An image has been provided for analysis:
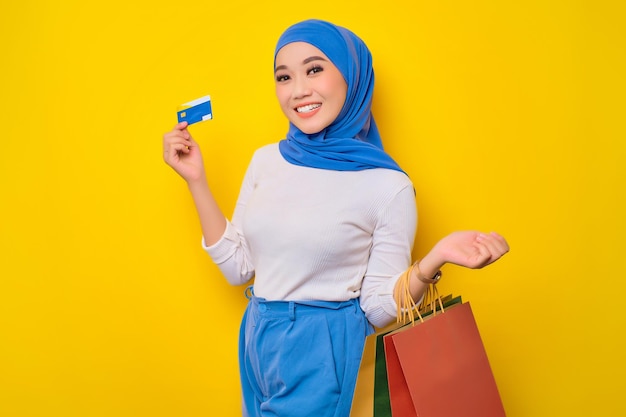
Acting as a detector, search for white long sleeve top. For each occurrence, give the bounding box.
[203,143,417,327]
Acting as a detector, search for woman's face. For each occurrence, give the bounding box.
[275,42,347,135]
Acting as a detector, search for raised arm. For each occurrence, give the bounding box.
[162,122,227,245]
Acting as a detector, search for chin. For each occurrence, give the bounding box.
[292,119,328,135]
[300,127,323,135]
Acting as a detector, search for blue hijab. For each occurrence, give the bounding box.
[275,19,404,173]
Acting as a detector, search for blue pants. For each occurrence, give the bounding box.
[239,293,373,417]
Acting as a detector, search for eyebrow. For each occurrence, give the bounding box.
[274,55,329,73]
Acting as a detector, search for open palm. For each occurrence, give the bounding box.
[433,231,509,269]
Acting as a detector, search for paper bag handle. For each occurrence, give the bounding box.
[395,263,445,325]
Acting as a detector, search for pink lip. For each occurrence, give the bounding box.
[296,108,320,119]
[294,103,321,119]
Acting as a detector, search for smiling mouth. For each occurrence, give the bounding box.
[296,104,321,113]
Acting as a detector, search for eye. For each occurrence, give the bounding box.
[275,74,290,82]
[307,65,324,75]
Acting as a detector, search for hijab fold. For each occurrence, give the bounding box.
[275,19,404,174]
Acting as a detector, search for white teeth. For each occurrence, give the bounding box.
[296,104,321,113]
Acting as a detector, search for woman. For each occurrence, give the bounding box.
[163,19,508,417]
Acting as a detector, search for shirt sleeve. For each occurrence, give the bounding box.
[358,184,417,328]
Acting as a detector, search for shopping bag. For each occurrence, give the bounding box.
[384,301,506,417]
[350,321,397,417]
[350,294,461,417]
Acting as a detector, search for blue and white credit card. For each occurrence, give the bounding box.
[177,95,212,125]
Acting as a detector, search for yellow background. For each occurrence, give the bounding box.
[1,1,624,416]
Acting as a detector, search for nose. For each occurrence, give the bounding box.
[292,75,312,99]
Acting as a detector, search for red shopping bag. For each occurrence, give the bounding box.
[383,302,506,417]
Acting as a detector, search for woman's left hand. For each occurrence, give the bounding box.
[432,231,510,270]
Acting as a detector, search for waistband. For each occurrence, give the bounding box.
[245,286,360,321]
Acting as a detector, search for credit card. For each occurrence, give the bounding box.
[177,95,212,125]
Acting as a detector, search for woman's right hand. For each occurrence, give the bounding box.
[163,122,206,182]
